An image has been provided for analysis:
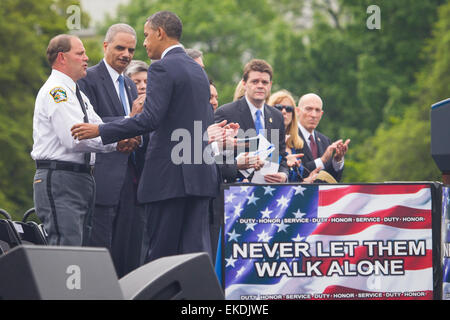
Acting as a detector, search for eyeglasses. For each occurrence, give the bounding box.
[274,104,294,113]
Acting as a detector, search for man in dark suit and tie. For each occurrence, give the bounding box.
[77,23,147,277]
[214,59,289,183]
[72,11,220,262]
[296,93,350,182]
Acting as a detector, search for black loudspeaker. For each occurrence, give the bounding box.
[0,245,123,300]
[119,252,224,300]
[431,98,450,171]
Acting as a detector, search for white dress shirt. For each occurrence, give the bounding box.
[31,69,117,165]
[298,122,344,171]
[103,59,131,115]
[161,44,184,59]
[245,95,265,130]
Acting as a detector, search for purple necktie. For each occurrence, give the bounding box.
[309,135,318,159]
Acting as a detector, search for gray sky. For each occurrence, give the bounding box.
[80,0,130,26]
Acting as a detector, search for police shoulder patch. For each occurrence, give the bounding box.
[49,87,68,103]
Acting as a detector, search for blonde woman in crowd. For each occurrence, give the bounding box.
[268,90,319,182]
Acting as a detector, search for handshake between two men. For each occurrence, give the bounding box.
[71,117,349,184]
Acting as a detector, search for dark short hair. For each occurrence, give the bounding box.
[242,59,273,82]
[47,34,75,66]
[147,11,182,40]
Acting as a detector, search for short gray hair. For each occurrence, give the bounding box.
[125,60,149,77]
[104,23,136,43]
[185,48,203,60]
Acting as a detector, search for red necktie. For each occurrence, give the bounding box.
[309,135,318,159]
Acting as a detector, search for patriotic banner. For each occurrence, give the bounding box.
[442,186,450,300]
[222,184,433,300]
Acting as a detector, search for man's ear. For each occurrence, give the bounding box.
[156,27,165,40]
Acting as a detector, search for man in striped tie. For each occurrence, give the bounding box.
[214,59,289,183]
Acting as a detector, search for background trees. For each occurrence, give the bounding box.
[1,0,449,219]
[0,0,89,219]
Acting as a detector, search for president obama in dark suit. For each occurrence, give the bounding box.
[214,59,289,183]
[72,11,219,262]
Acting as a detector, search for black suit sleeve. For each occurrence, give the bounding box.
[100,62,170,143]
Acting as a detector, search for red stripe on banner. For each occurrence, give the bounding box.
[306,246,433,272]
[311,206,431,236]
[316,286,433,300]
[318,185,429,207]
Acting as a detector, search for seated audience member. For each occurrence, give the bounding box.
[268,90,319,183]
[296,93,350,182]
[125,60,149,96]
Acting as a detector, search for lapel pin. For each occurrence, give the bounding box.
[318,137,321,142]
[269,117,273,123]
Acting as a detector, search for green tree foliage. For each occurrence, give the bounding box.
[347,1,450,182]
[0,0,88,219]
[104,0,291,104]
[1,0,449,219]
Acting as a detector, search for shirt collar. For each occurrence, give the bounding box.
[245,94,265,119]
[298,122,315,141]
[51,69,77,93]
[161,44,184,59]
[103,58,123,83]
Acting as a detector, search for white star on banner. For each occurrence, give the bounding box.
[225,255,237,268]
[276,195,289,209]
[292,209,306,218]
[260,207,272,219]
[275,220,289,233]
[225,193,235,203]
[263,186,275,195]
[240,186,250,193]
[245,222,257,231]
[233,203,243,218]
[293,185,307,196]
[257,229,272,242]
[291,233,305,242]
[227,229,241,242]
[246,193,260,205]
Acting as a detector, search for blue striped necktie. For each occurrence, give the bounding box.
[254,109,263,135]
[118,75,129,116]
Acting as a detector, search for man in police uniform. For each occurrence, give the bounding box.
[31,34,135,246]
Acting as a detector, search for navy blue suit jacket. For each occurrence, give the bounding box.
[297,128,343,182]
[214,97,289,182]
[78,60,143,205]
[99,47,219,203]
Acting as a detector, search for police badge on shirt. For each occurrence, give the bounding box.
[49,87,68,103]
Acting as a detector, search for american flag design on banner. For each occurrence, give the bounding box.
[442,186,450,300]
[223,184,433,300]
